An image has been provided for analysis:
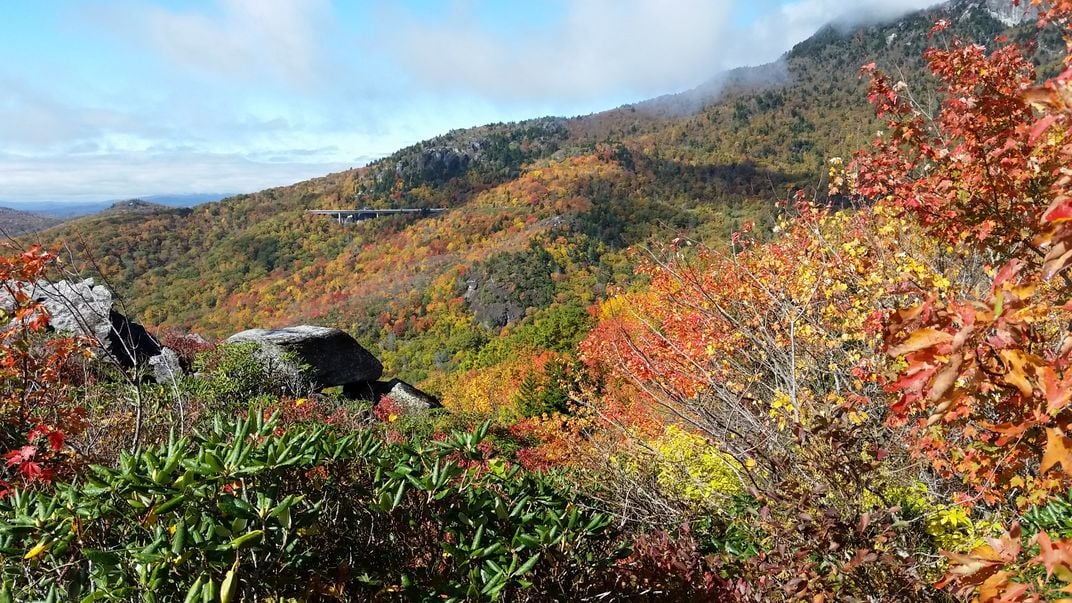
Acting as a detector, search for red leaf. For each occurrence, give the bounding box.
[1029,114,1059,144]
[993,260,1025,290]
[1043,196,1072,224]
[1043,368,1072,413]
[4,446,36,468]
[46,431,64,452]
[1034,532,1072,578]
[17,461,43,481]
[929,19,951,36]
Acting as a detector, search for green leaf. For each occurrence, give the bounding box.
[156,495,186,515]
[220,561,238,603]
[200,578,217,603]
[183,576,203,603]
[78,591,109,603]
[229,529,264,549]
[516,552,540,576]
[83,549,122,567]
[171,521,187,556]
[471,523,485,551]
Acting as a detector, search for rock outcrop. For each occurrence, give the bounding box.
[28,279,165,371]
[381,379,441,411]
[225,325,383,388]
[976,0,1039,26]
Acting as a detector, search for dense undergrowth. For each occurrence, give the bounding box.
[7,0,1072,601]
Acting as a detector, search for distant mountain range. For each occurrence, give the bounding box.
[0,194,232,237]
[2,193,233,219]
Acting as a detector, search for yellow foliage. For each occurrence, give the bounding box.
[439,349,564,419]
[593,293,632,321]
[869,483,1001,554]
[24,540,50,560]
[646,425,743,508]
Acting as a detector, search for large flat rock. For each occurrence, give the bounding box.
[225,325,383,387]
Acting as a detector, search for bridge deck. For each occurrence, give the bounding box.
[308,208,449,223]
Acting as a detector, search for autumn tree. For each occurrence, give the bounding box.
[848,1,1072,598]
[578,196,964,598]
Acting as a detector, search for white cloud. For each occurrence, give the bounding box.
[747,0,938,48]
[384,0,737,102]
[382,0,939,103]
[94,0,332,88]
[0,78,133,149]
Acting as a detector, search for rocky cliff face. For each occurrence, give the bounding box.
[954,0,1040,25]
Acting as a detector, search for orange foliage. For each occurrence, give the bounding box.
[851,3,1072,597]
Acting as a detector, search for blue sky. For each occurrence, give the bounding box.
[0,0,934,203]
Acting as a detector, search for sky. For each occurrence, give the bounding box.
[0,0,936,203]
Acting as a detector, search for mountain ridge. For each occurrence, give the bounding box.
[0,207,63,236]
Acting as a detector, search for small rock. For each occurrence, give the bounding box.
[383,379,441,412]
[149,348,183,384]
[343,379,440,412]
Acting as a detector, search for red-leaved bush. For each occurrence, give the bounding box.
[0,245,92,494]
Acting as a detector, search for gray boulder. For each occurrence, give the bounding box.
[26,279,162,369]
[343,378,441,412]
[225,326,383,388]
[33,279,113,342]
[0,278,179,382]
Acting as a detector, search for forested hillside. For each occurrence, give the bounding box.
[0,208,61,236]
